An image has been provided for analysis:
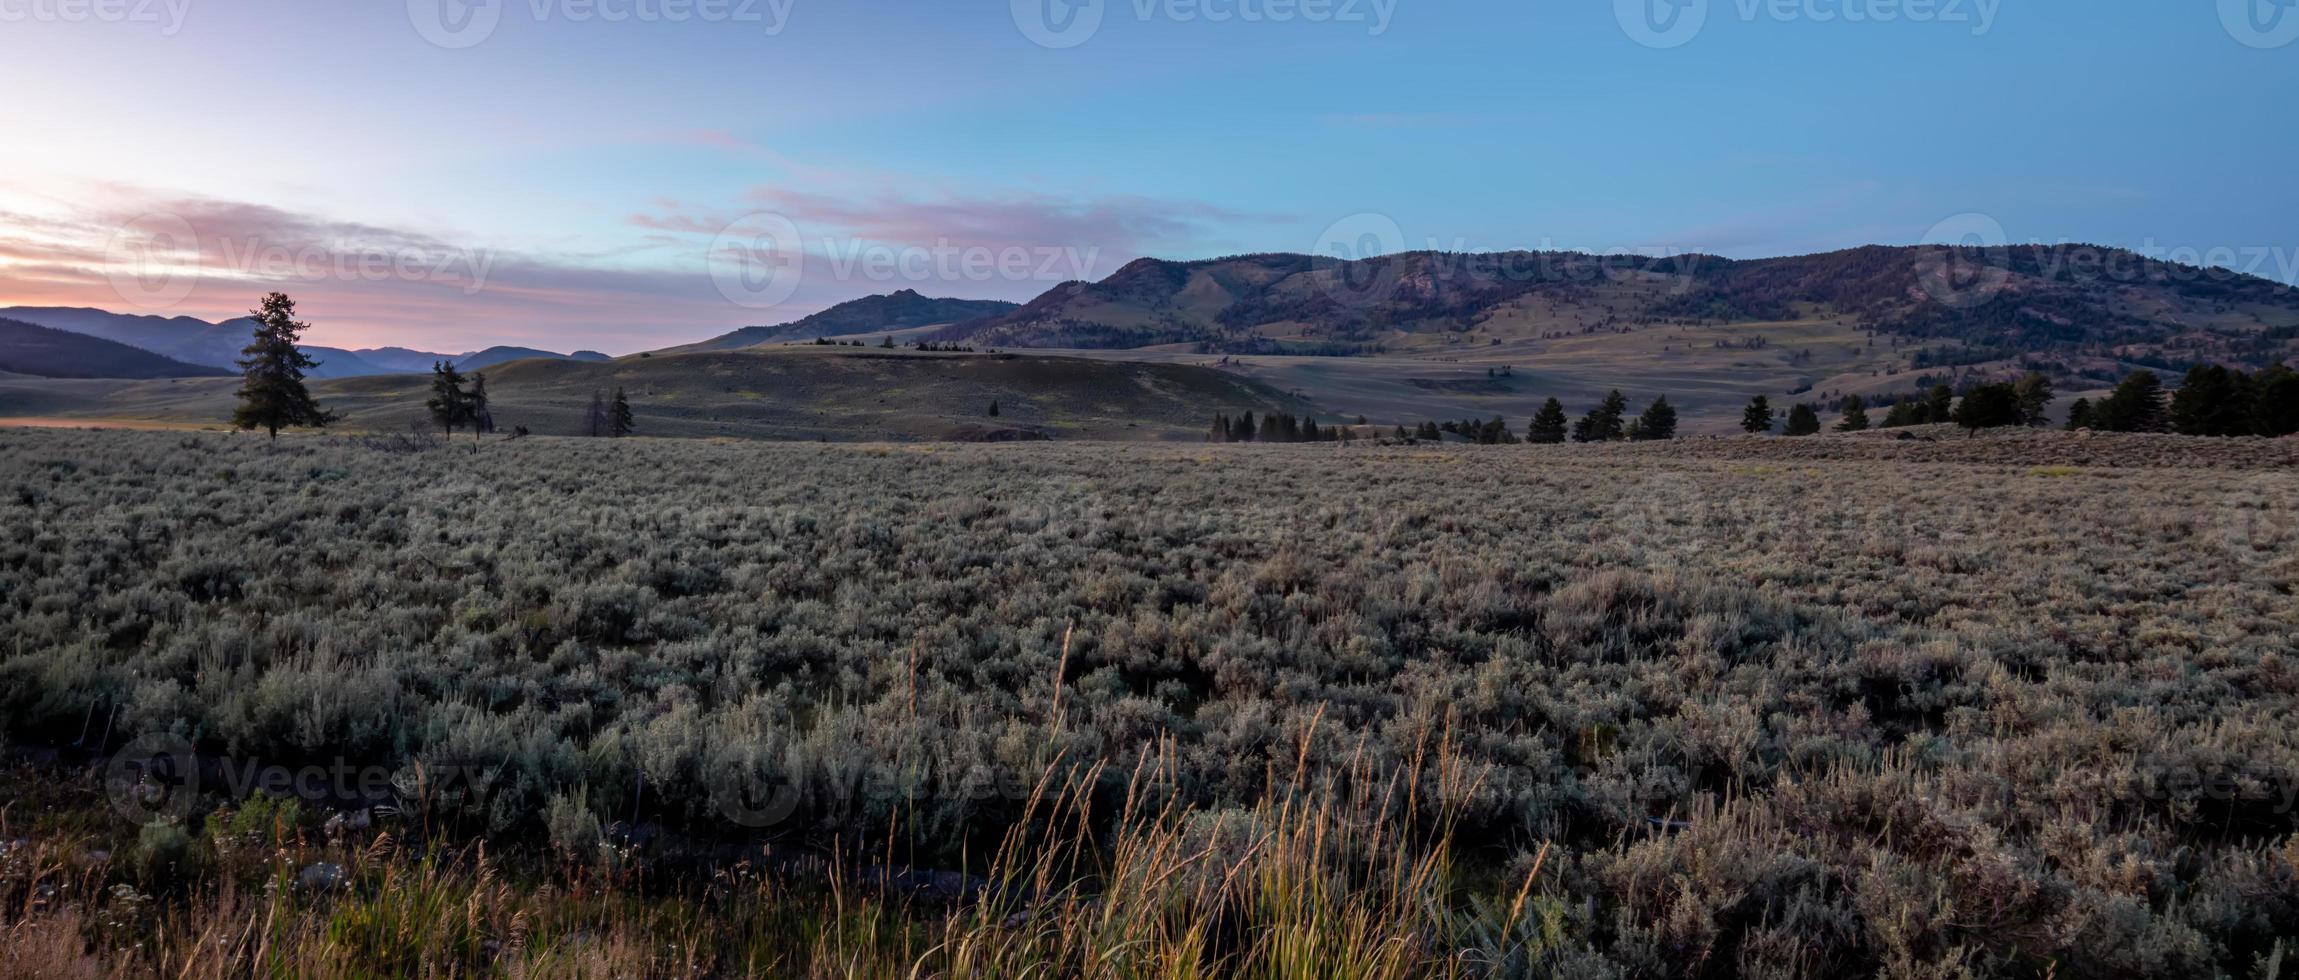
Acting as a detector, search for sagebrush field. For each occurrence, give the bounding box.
[3,427,2296,977]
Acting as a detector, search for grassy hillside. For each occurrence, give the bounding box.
[0,318,232,379]
[0,345,1302,441]
[942,247,2299,365]
[923,245,2299,432]
[658,290,1020,354]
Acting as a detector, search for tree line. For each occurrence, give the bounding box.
[229,291,636,442]
[1209,391,1679,446]
[1736,362,2299,439]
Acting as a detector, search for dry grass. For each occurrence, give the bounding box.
[1,428,2295,977]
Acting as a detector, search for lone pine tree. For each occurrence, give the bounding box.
[1784,403,1822,437]
[1526,398,1569,444]
[426,361,475,439]
[1836,395,1870,432]
[1633,396,1677,441]
[1741,396,1775,434]
[231,292,336,440]
[611,388,636,437]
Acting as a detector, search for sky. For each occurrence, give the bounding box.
[0,0,2293,353]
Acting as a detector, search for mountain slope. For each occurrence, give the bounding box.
[660,290,1019,353]
[0,307,613,379]
[0,319,233,379]
[934,245,2299,373]
[457,347,614,372]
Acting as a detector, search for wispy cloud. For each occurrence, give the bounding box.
[0,177,1292,352]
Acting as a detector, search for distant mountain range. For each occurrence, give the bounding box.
[658,289,1019,354]
[0,318,234,380]
[925,245,2299,372]
[0,307,611,380]
[11,244,2297,409]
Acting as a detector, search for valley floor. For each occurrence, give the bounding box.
[1,429,2295,977]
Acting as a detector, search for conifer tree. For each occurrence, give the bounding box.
[1784,402,1822,436]
[2064,397,2094,431]
[1573,390,1628,442]
[1741,395,1775,434]
[2013,372,2055,427]
[2251,363,2299,436]
[470,372,494,439]
[2093,370,2169,432]
[2169,364,2250,437]
[1526,398,1569,444]
[426,361,473,439]
[1210,413,1230,443]
[1924,384,1957,425]
[1836,394,1869,432]
[231,292,336,440]
[1880,399,1915,428]
[610,388,636,437]
[1951,382,2022,435]
[1634,396,1677,441]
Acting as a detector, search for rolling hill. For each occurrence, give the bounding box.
[0,319,232,379]
[658,290,1019,354]
[934,246,2299,371]
[0,307,613,379]
[902,244,2299,432]
[0,345,1301,442]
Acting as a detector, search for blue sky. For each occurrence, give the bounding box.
[0,0,2291,352]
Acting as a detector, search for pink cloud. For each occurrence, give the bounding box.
[2,179,1294,353]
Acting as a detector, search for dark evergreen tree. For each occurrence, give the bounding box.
[1236,412,1258,442]
[2013,372,2055,428]
[1783,403,1822,436]
[425,361,473,439]
[1836,394,1869,432]
[1951,382,2022,434]
[1573,390,1627,442]
[470,372,494,438]
[610,388,636,437]
[2064,397,2094,431]
[1924,384,1957,425]
[2093,370,2169,433]
[1741,395,1775,434]
[988,400,1000,418]
[1526,398,1569,444]
[230,292,336,440]
[1880,399,1916,428]
[2169,364,2250,437]
[2251,362,2299,436]
[1210,413,1230,443]
[1633,396,1677,441]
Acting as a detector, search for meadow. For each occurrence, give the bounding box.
[1,427,2296,977]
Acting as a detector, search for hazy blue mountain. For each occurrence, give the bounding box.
[0,318,233,379]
